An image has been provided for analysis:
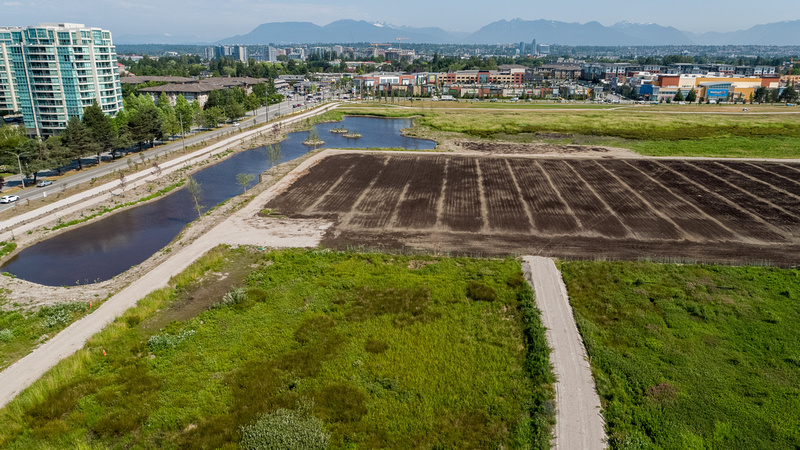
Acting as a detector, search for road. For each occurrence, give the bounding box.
[0,99,309,213]
[522,256,607,449]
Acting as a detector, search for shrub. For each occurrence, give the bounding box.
[467,281,497,302]
[364,339,389,354]
[214,287,248,308]
[39,303,88,329]
[147,329,196,351]
[0,328,13,342]
[240,401,329,450]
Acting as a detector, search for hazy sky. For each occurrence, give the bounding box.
[3,0,798,41]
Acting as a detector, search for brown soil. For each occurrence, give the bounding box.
[139,248,263,332]
[452,140,616,155]
[266,152,800,267]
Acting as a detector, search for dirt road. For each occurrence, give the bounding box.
[522,255,606,449]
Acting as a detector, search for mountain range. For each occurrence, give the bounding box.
[116,18,800,46]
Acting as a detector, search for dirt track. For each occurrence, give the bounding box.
[523,256,606,449]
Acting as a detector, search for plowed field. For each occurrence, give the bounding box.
[266,153,800,265]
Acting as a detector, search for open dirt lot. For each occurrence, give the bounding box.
[266,152,800,266]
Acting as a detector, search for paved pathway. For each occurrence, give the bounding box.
[522,255,606,449]
[0,111,338,409]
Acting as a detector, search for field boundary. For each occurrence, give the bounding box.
[522,255,606,449]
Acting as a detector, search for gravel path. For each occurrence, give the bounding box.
[522,255,606,449]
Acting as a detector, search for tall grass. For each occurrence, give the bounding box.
[561,261,800,449]
[0,248,555,449]
[339,107,800,158]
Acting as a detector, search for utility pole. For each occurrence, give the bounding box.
[5,150,28,189]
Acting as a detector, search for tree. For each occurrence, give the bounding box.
[753,86,769,103]
[245,93,261,115]
[174,95,193,135]
[673,90,685,102]
[43,135,73,175]
[82,100,116,164]
[0,124,29,154]
[157,93,180,139]
[128,96,162,151]
[685,89,697,103]
[266,143,282,171]
[186,176,203,219]
[61,116,93,170]
[779,85,798,103]
[18,138,50,184]
[191,100,203,128]
[236,173,255,194]
[203,107,224,128]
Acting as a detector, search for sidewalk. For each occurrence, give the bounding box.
[0,103,339,243]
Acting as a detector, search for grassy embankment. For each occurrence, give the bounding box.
[0,247,555,449]
[561,261,800,449]
[336,105,800,159]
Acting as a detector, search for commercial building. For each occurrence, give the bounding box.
[204,45,248,62]
[0,23,124,136]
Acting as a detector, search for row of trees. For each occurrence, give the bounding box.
[1,80,281,184]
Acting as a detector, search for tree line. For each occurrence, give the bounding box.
[0,82,279,185]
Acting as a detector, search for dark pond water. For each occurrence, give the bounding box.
[2,117,435,286]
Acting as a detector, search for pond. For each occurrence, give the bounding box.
[1,117,435,286]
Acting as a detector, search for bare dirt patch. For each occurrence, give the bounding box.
[266,152,800,266]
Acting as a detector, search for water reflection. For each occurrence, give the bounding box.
[2,117,435,286]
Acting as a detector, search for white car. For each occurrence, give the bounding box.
[0,195,20,203]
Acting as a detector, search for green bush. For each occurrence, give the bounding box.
[38,303,88,329]
[214,287,249,308]
[467,281,497,302]
[240,402,329,450]
[147,329,196,351]
[0,329,12,342]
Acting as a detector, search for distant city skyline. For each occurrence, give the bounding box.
[3,0,799,42]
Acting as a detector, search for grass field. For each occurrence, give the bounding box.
[0,290,100,371]
[0,247,555,449]
[560,261,800,449]
[334,105,800,159]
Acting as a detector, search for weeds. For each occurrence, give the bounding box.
[562,261,800,449]
[0,249,554,449]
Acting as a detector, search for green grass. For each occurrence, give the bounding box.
[0,248,554,449]
[338,107,800,158]
[0,241,15,258]
[0,300,98,371]
[560,261,800,449]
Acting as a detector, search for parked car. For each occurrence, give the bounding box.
[0,195,20,203]
[232,121,240,126]
[36,180,52,187]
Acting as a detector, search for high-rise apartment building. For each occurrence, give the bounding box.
[0,23,124,137]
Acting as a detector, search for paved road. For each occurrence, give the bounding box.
[0,100,308,213]
[522,256,607,449]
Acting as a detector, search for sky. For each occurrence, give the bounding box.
[2,0,799,41]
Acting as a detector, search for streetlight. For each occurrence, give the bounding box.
[4,150,29,189]
[178,112,186,153]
